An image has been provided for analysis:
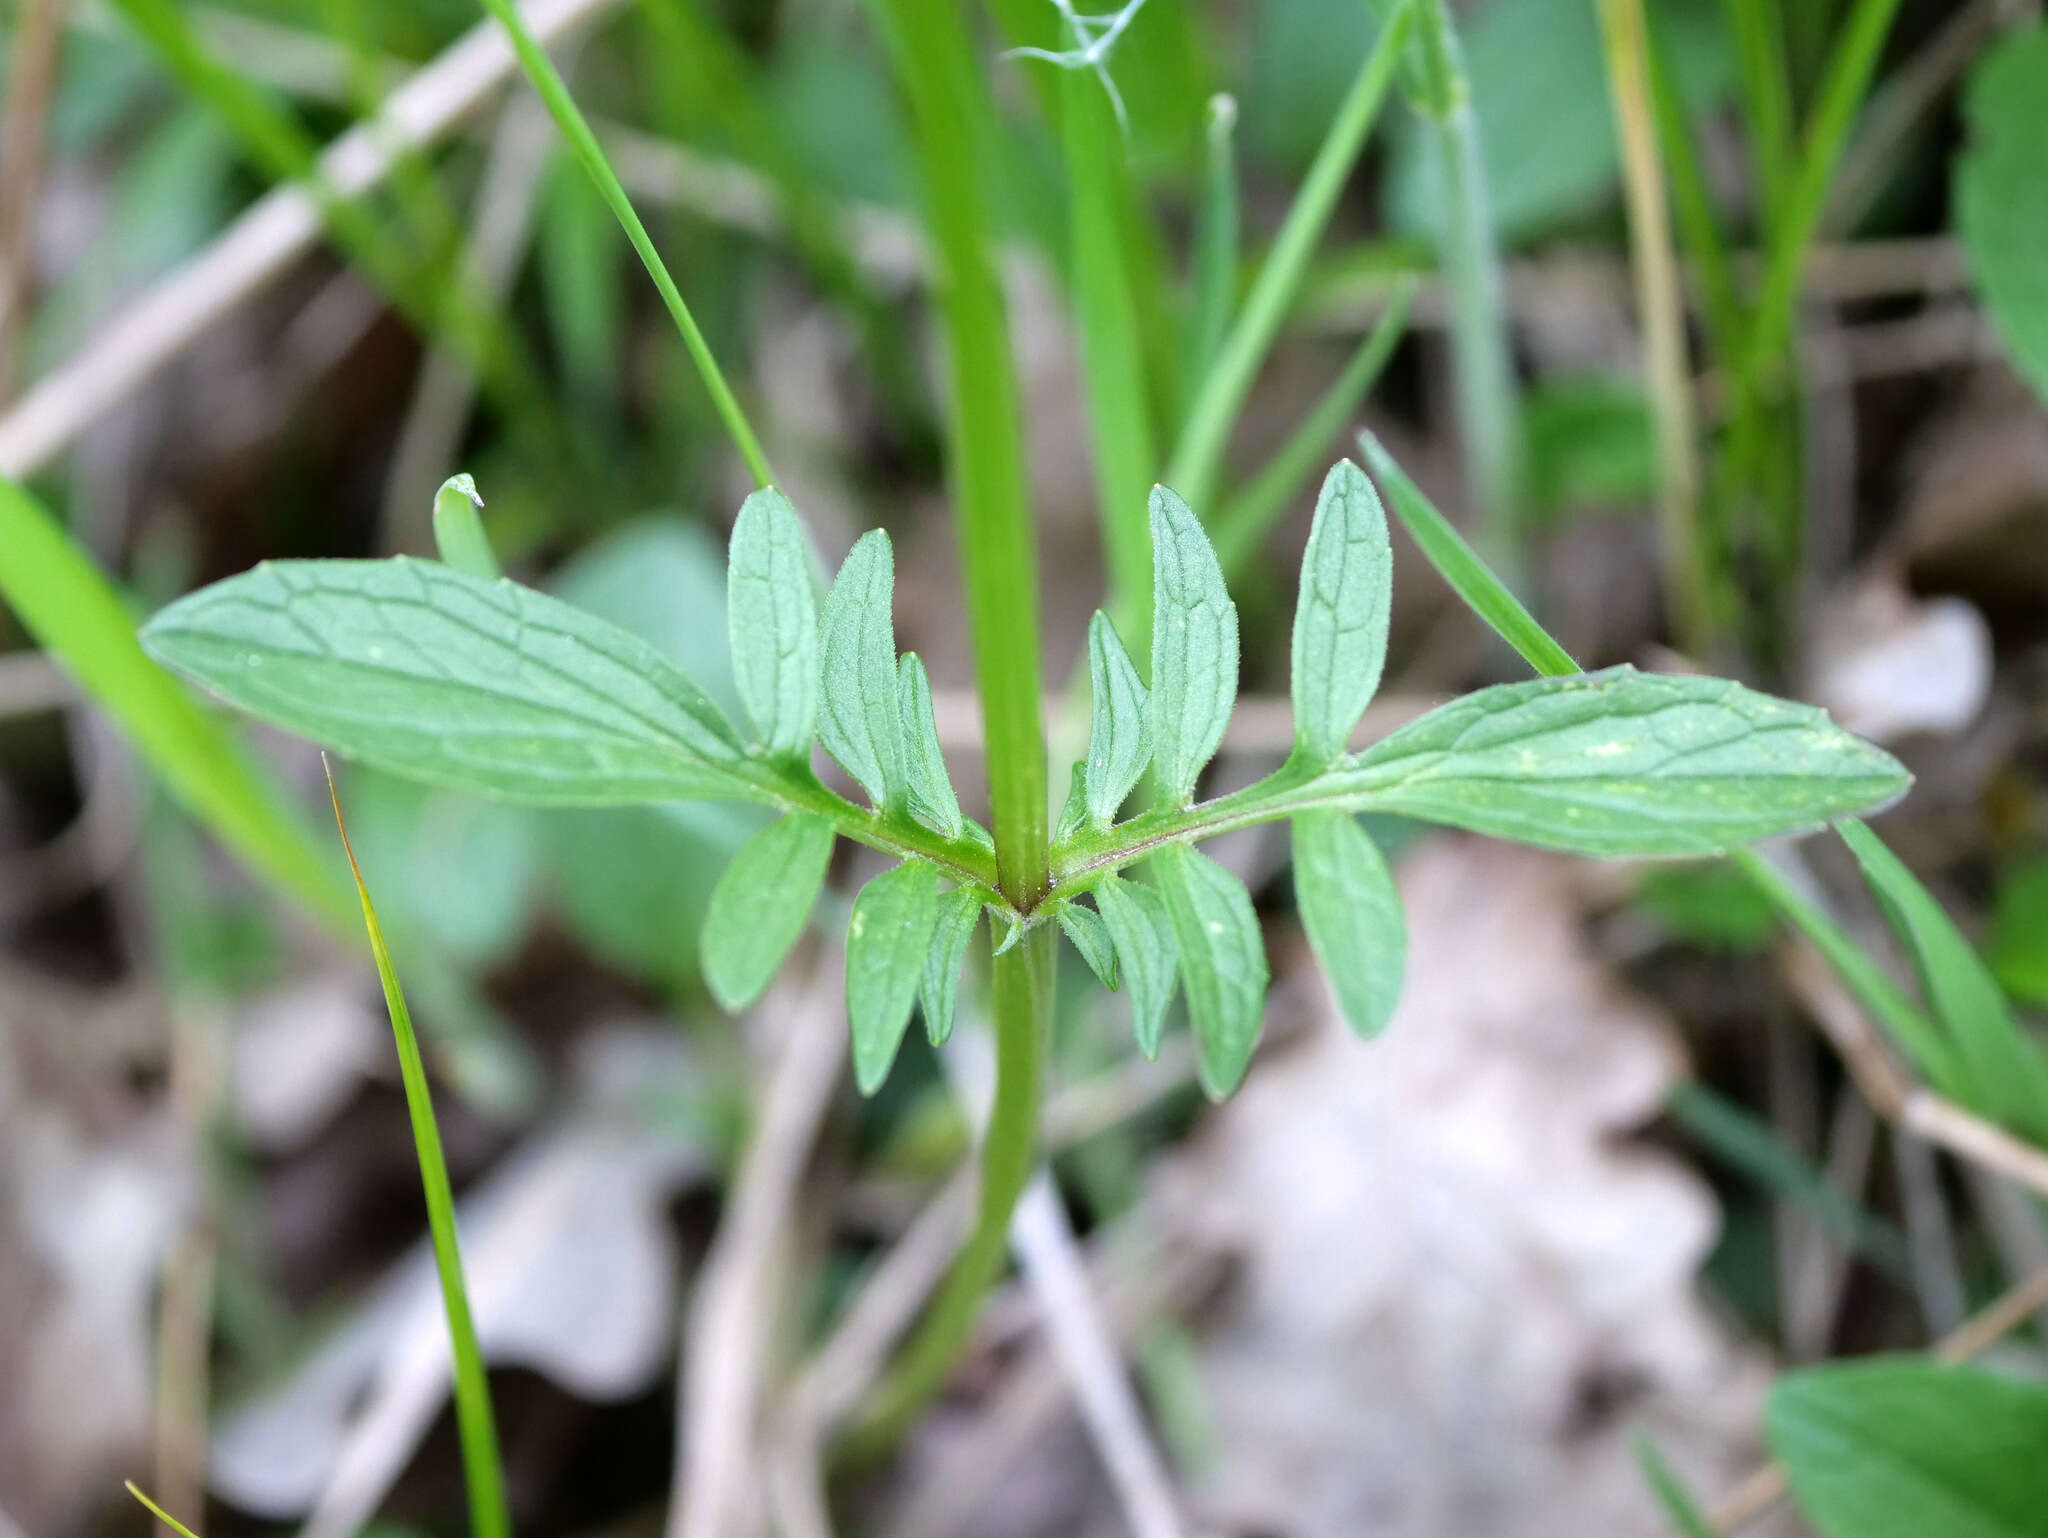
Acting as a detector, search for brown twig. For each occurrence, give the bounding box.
[0,0,626,480]
[671,957,848,1538]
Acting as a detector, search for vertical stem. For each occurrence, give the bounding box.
[1406,0,1523,582]
[1599,0,1710,650]
[856,0,1051,1450]
[1186,93,1240,401]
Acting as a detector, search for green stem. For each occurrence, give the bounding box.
[1406,0,1523,582]
[844,925,1050,1457]
[475,0,776,488]
[1166,0,1413,516]
[1727,0,1797,233]
[1186,92,1240,401]
[854,0,1052,1449]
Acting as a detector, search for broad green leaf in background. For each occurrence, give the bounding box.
[543,802,761,990]
[818,530,906,812]
[1522,378,1656,520]
[700,813,837,1012]
[0,479,345,929]
[898,653,963,837]
[922,886,984,1047]
[142,559,758,806]
[552,517,742,717]
[727,487,820,761]
[1056,902,1119,991]
[1634,862,1779,951]
[1338,667,1910,858]
[1153,846,1268,1098]
[1956,24,2048,410]
[344,772,539,969]
[1149,485,1239,806]
[1292,811,1405,1037]
[1768,1358,2048,1538]
[1989,858,2048,1007]
[1290,459,1392,767]
[1085,611,1151,831]
[1382,0,1732,245]
[1837,819,2048,1141]
[848,858,941,1093]
[1095,874,1179,1058]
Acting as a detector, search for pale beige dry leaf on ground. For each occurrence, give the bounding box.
[1151,837,1789,1538]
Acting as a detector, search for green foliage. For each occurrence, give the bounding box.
[1838,820,2048,1143]
[1149,484,1239,806]
[1094,875,1178,1058]
[1989,858,2048,1007]
[1957,25,2048,411]
[1084,611,1152,832]
[847,858,941,1094]
[1522,379,1656,520]
[1056,901,1120,991]
[1292,811,1404,1038]
[1338,667,1908,858]
[922,888,985,1047]
[1769,1359,2048,1538]
[431,475,501,581]
[1634,862,1779,950]
[898,654,965,838]
[1153,844,1269,1098]
[820,530,908,812]
[701,814,836,1012]
[727,487,820,763]
[1289,460,1392,768]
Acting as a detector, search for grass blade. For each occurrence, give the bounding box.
[1167,0,1414,514]
[1357,430,1580,678]
[125,1483,206,1538]
[1187,93,1241,399]
[0,478,348,930]
[473,0,775,488]
[1212,281,1412,577]
[1628,1433,1718,1538]
[326,761,510,1538]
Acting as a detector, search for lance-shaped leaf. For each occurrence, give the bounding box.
[1149,485,1239,805]
[922,887,984,1047]
[1055,761,1090,844]
[818,530,904,810]
[1056,901,1119,990]
[897,653,963,837]
[727,487,818,760]
[847,858,940,1093]
[1085,611,1150,828]
[1338,666,1910,857]
[1292,811,1405,1037]
[1768,1358,2048,1538]
[700,813,836,1012]
[1152,845,1267,1097]
[1096,874,1178,1058]
[141,558,756,804]
[1291,459,1391,766]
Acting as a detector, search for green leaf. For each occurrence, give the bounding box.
[1055,761,1090,844]
[1095,874,1179,1058]
[897,653,963,837]
[1085,610,1151,830]
[700,813,836,1012]
[1056,901,1119,990]
[1838,819,2048,1141]
[1768,1358,2048,1538]
[727,486,819,761]
[1359,431,1580,679]
[1989,858,2048,1007]
[847,857,940,1093]
[1292,811,1404,1037]
[922,887,983,1047]
[0,478,345,932]
[1152,845,1268,1098]
[1957,26,2048,411]
[1290,459,1392,767]
[141,558,757,805]
[1341,666,1910,857]
[431,474,500,580]
[1149,484,1239,806]
[552,517,741,718]
[818,529,905,811]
